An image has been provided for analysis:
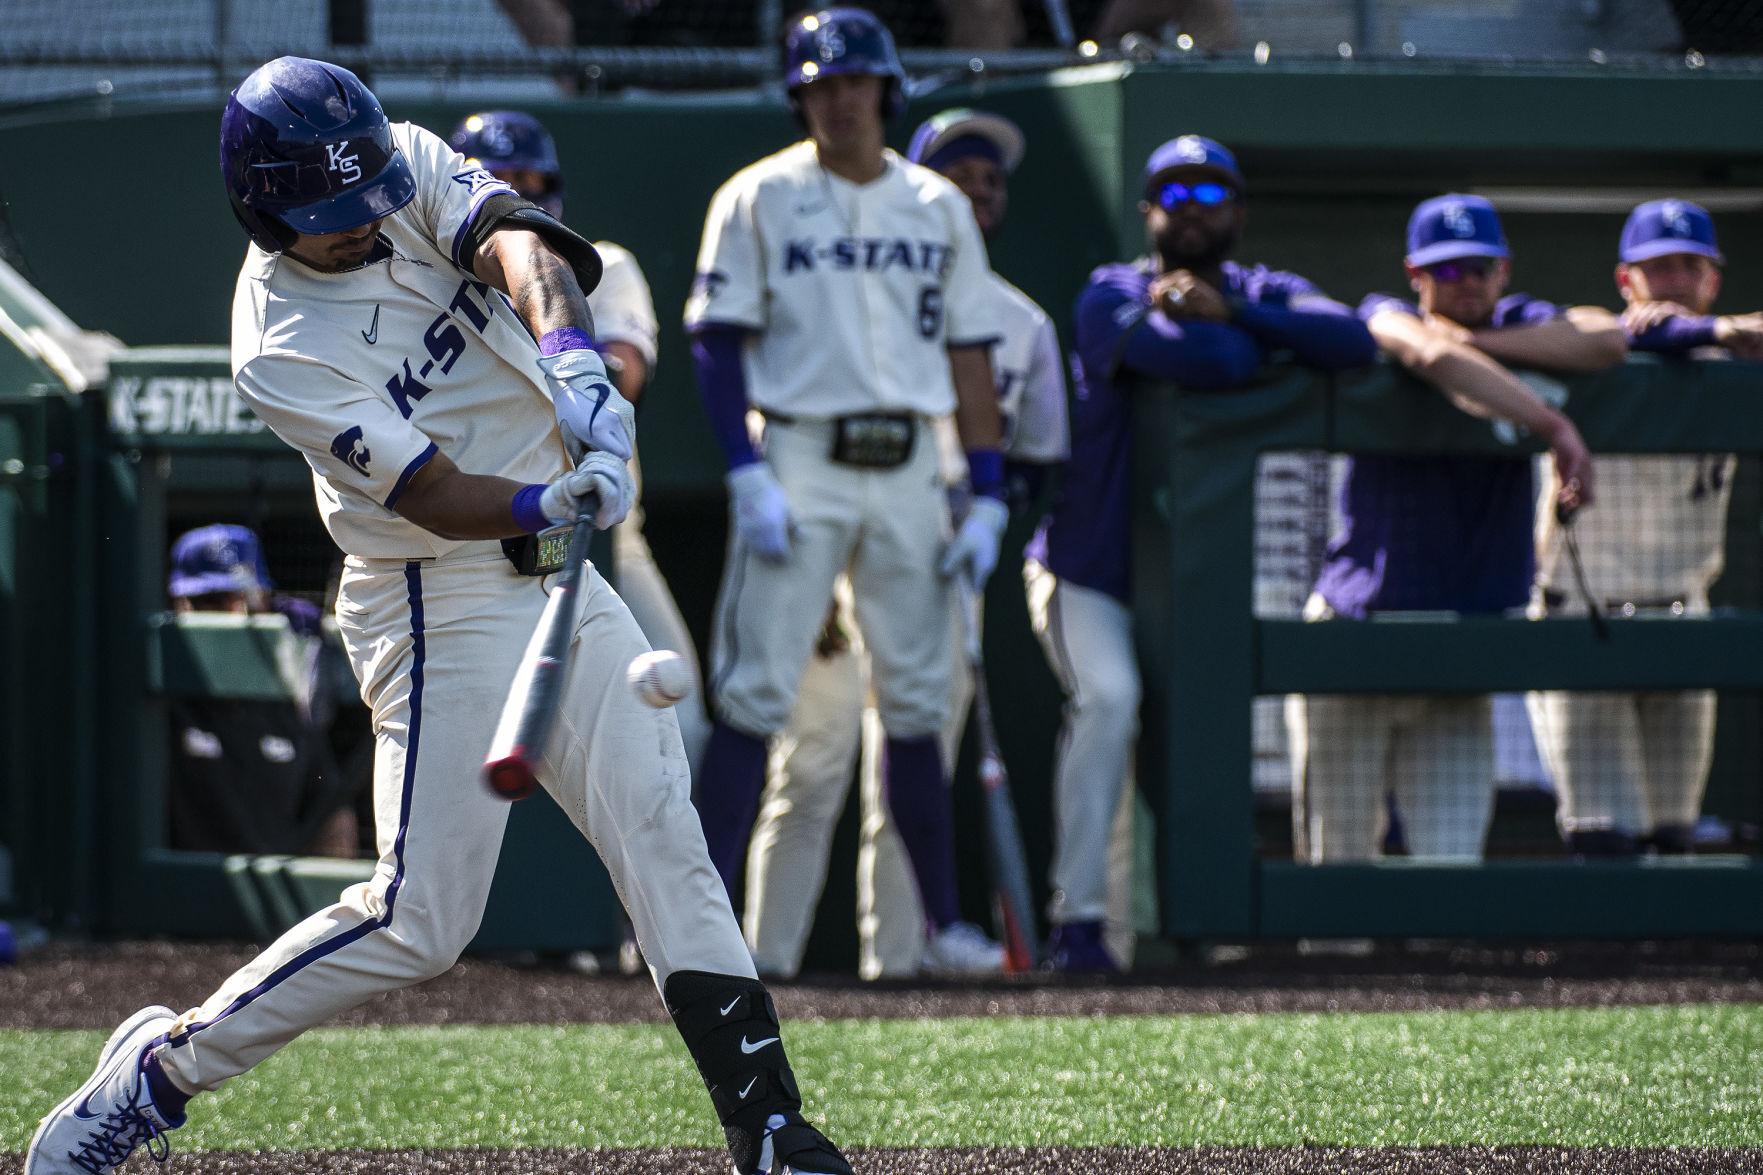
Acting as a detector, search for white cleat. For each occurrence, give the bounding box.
[26,1005,183,1174]
[921,920,1007,976]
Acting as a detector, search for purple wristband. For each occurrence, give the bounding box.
[539,327,594,357]
[966,448,1005,500]
[512,483,553,533]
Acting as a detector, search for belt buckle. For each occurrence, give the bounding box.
[831,413,915,468]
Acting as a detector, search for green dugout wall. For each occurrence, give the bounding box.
[6,59,1763,951]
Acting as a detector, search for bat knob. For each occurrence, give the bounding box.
[484,756,537,801]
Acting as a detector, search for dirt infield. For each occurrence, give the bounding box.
[2,939,1759,1030]
[3,1148,1762,1173]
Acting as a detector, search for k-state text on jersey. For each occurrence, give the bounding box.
[782,237,952,276]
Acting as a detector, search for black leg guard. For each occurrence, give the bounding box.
[663,971,853,1175]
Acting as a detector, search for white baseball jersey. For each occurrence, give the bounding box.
[986,271,1068,463]
[683,140,1001,419]
[1535,453,1733,608]
[590,241,659,372]
[933,272,1071,485]
[231,122,569,561]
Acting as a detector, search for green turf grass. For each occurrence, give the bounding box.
[3,1005,1760,1152]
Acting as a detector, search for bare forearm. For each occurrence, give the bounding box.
[1425,348,1566,436]
[949,344,1001,450]
[604,340,649,404]
[473,228,595,341]
[393,450,531,540]
[1470,310,1627,372]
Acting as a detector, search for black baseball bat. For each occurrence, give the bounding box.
[962,587,1040,972]
[483,508,596,801]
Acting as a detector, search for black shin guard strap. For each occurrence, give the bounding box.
[663,971,802,1127]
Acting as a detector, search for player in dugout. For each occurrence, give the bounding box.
[1026,134,1376,969]
[448,110,712,780]
[165,524,360,859]
[1529,198,1763,855]
[1290,193,1622,864]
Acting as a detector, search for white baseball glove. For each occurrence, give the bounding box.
[940,496,1009,588]
[726,462,794,561]
[541,450,634,531]
[536,348,635,462]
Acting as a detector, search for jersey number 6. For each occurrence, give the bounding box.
[917,286,943,339]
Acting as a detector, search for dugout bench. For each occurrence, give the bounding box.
[1136,355,1763,942]
[87,348,623,950]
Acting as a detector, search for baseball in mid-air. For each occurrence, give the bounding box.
[627,650,693,708]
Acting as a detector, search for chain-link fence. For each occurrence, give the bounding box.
[2,0,1759,105]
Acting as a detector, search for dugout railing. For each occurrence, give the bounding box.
[1135,354,1763,942]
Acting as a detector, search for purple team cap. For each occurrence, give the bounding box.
[1142,134,1244,193]
[168,524,272,599]
[1406,194,1509,268]
[1620,199,1722,264]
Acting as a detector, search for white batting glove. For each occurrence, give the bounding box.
[540,450,634,531]
[726,462,794,561]
[536,349,635,462]
[939,496,1009,588]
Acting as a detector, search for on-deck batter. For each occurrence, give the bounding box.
[685,8,1009,973]
[25,57,850,1175]
[742,108,1071,979]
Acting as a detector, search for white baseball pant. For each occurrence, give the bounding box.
[709,417,952,740]
[1526,689,1716,838]
[1025,559,1139,951]
[743,576,967,978]
[1286,691,1496,862]
[157,546,752,1092]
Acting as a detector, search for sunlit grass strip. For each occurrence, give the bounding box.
[2,1004,1759,1151]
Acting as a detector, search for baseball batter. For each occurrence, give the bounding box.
[741,108,1070,979]
[1292,194,1618,864]
[26,58,850,1175]
[1529,198,1761,854]
[449,110,710,775]
[686,8,1009,972]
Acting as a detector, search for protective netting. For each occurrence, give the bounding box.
[1255,451,1763,863]
[2,0,1760,104]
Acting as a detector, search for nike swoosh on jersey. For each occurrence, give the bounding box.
[362,304,380,345]
[740,1035,780,1054]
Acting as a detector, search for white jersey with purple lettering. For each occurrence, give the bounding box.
[684,140,1000,419]
[155,119,756,1104]
[753,267,1069,978]
[231,121,569,561]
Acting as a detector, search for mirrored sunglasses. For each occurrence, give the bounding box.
[1156,181,1235,210]
[1426,257,1497,283]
